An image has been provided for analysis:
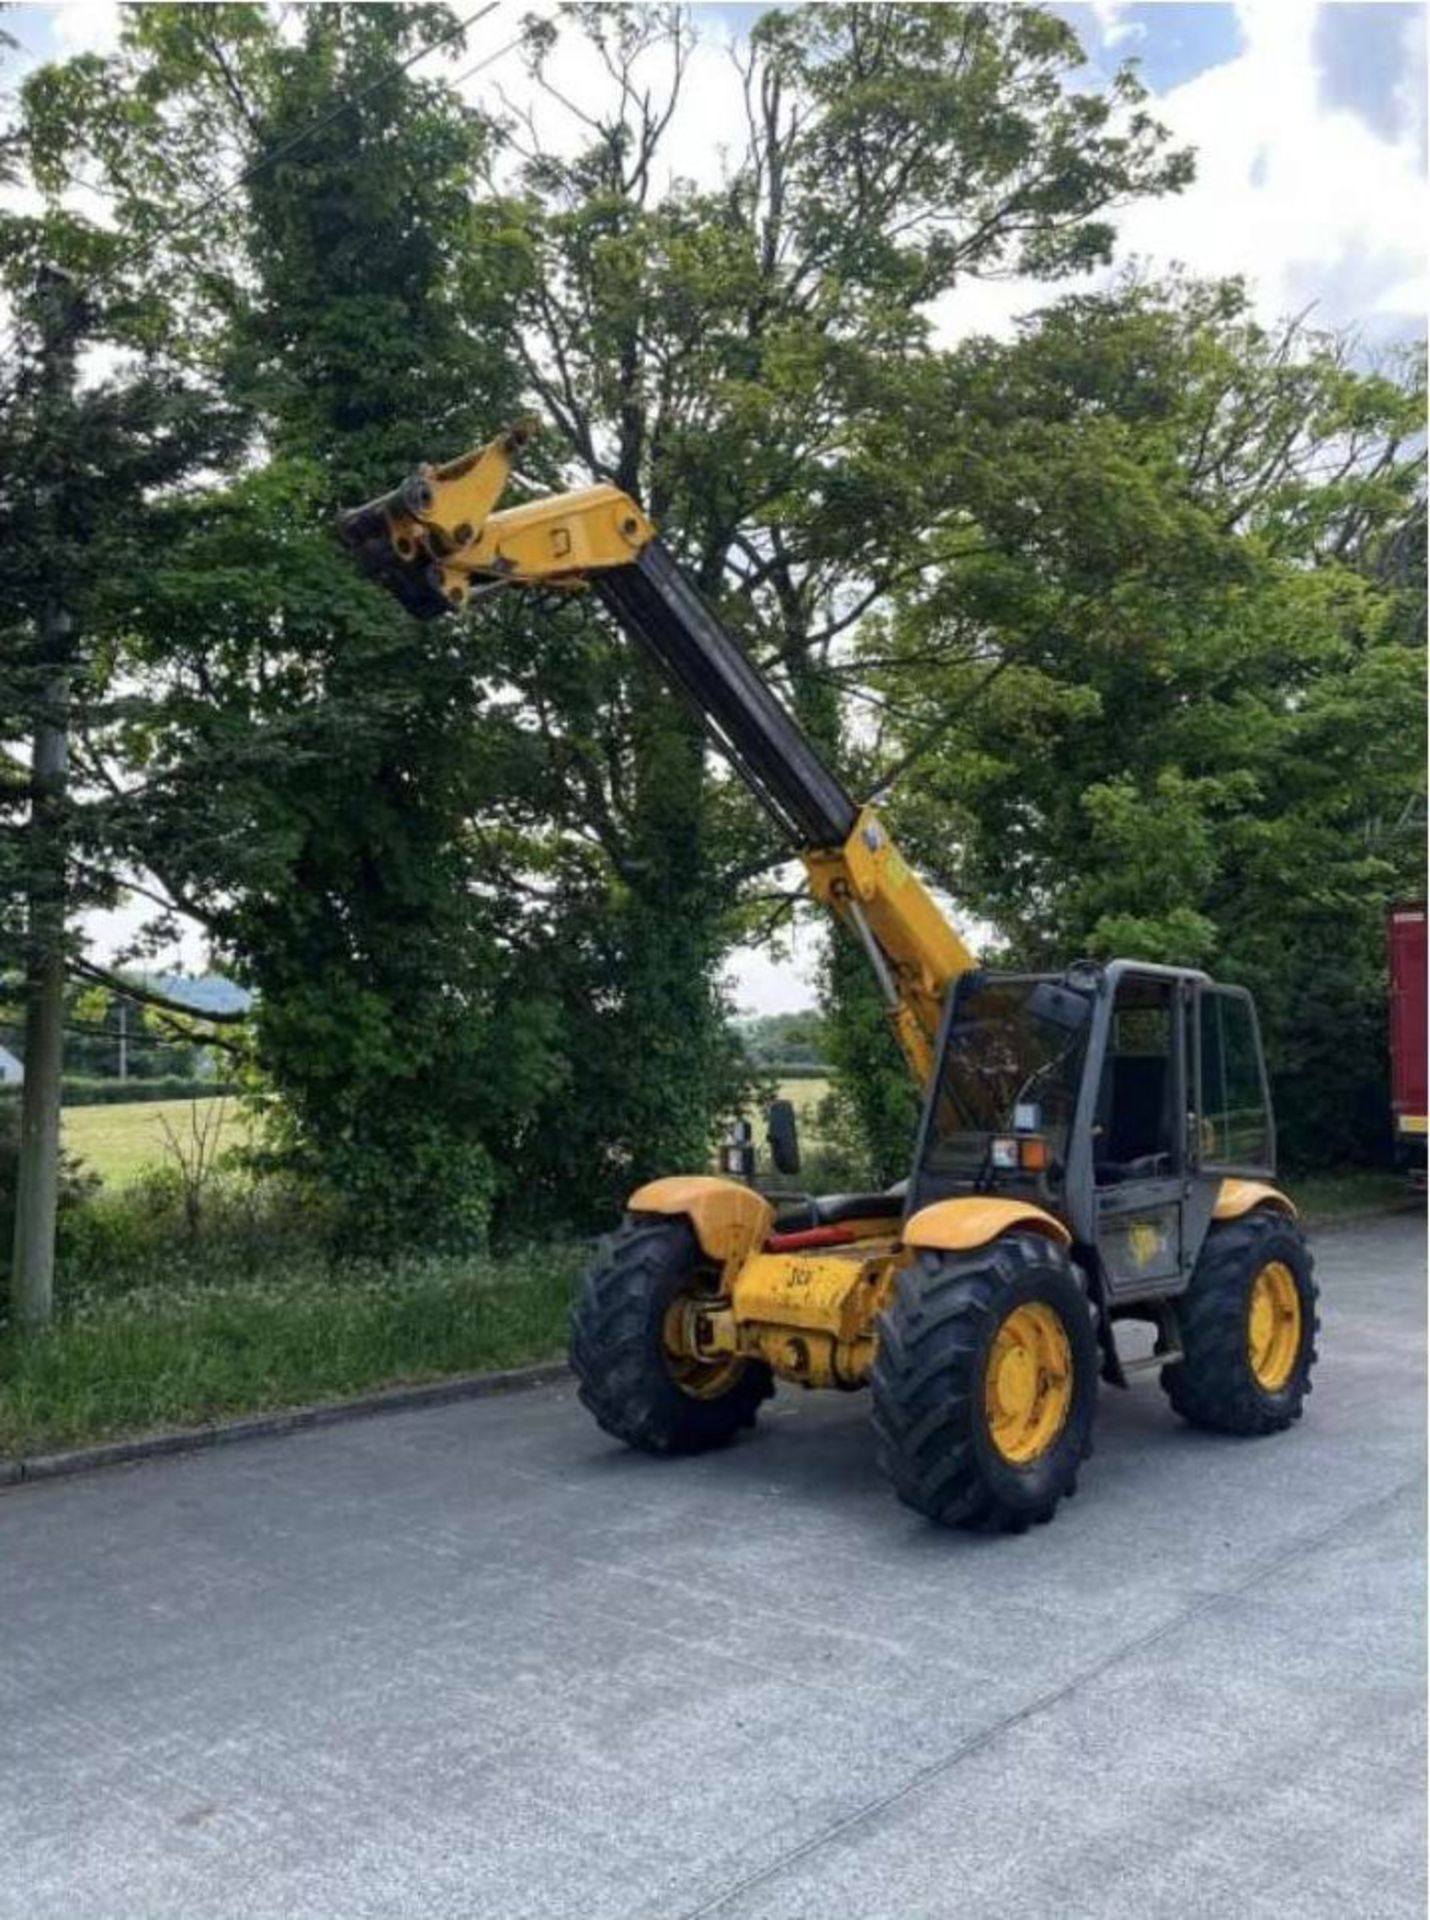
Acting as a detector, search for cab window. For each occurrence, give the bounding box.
[1199,988,1272,1168]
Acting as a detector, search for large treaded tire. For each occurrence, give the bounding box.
[1162,1209,1318,1435]
[870,1232,1099,1532]
[569,1216,773,1455]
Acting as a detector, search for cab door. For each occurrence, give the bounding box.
[1090,972,1194,1296]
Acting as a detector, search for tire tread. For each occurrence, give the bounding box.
[569,1217,772,1455]
[1162,1210,1318,1435]
[871,1233,1096,1532]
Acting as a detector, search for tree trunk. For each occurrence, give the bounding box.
[10,264,81,1330]
[11,641,72,1327]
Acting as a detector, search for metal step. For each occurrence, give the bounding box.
[1117,1344,1183,1375]
[1109,1301,1183,1376]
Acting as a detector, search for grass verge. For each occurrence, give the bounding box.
[1291,1169,1418,1222]
[2,1168,1413,1464]
[0,1244,584,1461]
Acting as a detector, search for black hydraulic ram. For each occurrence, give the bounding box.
[597,545,858,852]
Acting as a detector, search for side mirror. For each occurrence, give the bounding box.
[767,1097,801,1176]
[1028,980,1091,1031]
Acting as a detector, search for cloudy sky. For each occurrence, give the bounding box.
[4,1,1426,1009]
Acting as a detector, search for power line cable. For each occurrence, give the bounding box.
[153,0,503,246]
[446,25,528,93]
[6,1,507,310]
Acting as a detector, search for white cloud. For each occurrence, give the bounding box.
[1110,2,1426,335]
[1087,1,1146,52]
[1375,265,1429,316]
[930,272,1061,347]
[48,1,121,55]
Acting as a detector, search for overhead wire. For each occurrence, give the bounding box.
[446,24,529,93]
[0,4,522,405]
[149,1,503,249]
[6,0,511,309]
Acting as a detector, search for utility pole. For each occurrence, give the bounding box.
[10,263,82,1331]
[117,998,128,1082]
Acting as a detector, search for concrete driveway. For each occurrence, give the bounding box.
[2,1212,1424,1920]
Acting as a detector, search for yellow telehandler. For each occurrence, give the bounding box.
[340,423,1318,1532]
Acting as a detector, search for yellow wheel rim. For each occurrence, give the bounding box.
[984,1301,1074,1466]
[1248,1260,1302,1391]
[662,1300,745,1401]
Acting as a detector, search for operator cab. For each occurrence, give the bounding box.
[910,958,1277,1297]
[909,965,1097,1208]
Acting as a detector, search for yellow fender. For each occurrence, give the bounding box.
[903,1196,1071,1252]
[1213,1177,1298,1221]
[627,1175,774,1277]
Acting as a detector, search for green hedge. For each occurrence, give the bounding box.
[0,1076,240,1108]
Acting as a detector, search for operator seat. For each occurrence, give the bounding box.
[1095,1054,1174,1182]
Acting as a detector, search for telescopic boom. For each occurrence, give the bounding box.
[338,423,975,1084]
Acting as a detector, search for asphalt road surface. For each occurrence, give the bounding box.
[2,1212,1424,1920]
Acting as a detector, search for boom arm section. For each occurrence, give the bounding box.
[337,425,976,1084]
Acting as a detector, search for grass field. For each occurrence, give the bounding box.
[63,1097,252,1188]
[57,1084,1412,1226]
[774,1076,832,1147]
[61,1088,831,1190]
[61,1090,837,1190]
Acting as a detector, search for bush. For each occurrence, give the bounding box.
[0,1100,99,1286]
[53,1163,341,1306]
[256,1107,498,1260]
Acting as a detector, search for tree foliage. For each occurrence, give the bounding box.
[1,0,1419,1260]
[7,5,549,1248]
[869,277,1425,1168]
[452,0,1193,1210]
[0,211,241,1051]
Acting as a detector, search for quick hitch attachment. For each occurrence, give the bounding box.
[335,418,653,617]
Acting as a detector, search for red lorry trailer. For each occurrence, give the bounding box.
[1389,903,1427,1189]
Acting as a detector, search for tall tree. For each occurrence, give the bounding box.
[11,4,557,1248]
[0,203,237,1309]
[10,2,1199,1235]
[458,0,1192,1209]
[867,276,1426,1168]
